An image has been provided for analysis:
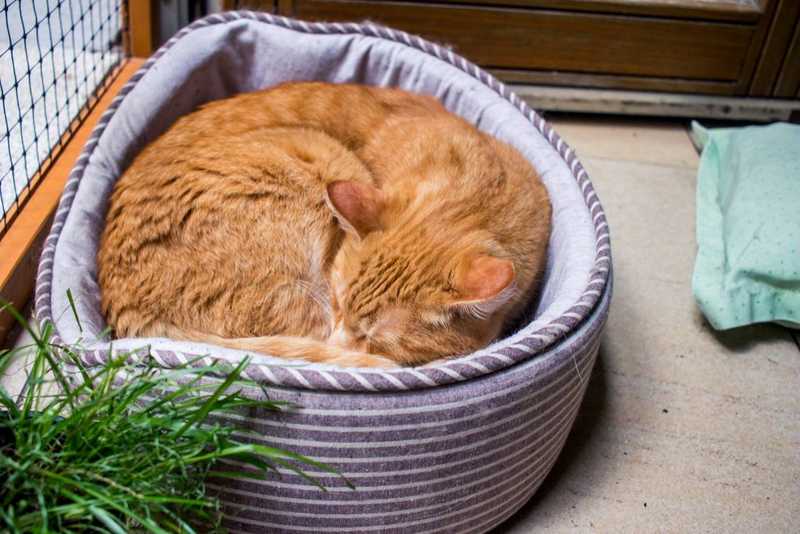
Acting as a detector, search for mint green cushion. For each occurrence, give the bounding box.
[692,121,800,330]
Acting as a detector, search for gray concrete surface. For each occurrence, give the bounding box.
[493,116,800,533]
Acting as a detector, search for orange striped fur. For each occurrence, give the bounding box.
[97,82,551,367]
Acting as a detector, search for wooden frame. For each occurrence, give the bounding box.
[0,0,155,346]
[0,59,144,346]
[126,0,158,57]
[232,0,798,118]
[515,85,800,122]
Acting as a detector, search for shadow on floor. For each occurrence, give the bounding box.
[696,309,799,354]
[491,345,609,532]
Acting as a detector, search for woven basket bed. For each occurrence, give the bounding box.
[35,11,612,534]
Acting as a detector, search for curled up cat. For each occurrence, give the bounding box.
[97,82,552,368]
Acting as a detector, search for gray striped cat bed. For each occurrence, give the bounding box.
[35,11,612,533]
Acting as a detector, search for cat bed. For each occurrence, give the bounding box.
[35,12,612,533]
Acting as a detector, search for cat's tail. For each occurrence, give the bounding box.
[159,325,398,369]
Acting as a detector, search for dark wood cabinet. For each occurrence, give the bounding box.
[223,0,800,119]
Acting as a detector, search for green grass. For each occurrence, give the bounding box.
[0,301,341,533]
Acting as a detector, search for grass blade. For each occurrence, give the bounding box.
[87,506,126,534]
[0,300,339,532]
[172,359,248,439]
[65,289,83,334]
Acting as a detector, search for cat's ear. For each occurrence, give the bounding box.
[449,255,516,319]
[325,181,385,238]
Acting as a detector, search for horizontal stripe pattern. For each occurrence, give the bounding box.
[203,336,599,532]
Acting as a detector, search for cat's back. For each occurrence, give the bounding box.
[98,126,371,338]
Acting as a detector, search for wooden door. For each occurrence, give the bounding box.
[221,0,800,119]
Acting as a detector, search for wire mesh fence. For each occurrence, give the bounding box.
[0,0,124,232]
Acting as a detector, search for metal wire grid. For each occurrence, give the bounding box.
[0,0,124,232]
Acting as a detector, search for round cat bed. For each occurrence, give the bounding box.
[35,11,612,533]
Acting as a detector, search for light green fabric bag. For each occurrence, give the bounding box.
[691,121,800,330]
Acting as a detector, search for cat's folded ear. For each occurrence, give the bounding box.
[450,255,516,319]
[325,180,385,238]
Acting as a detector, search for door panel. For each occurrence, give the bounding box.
[225,0,797,108]
[291,0,753,80]
[774,21,800,97]
[379,0,764,22]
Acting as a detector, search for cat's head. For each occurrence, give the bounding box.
[325,180,518,366]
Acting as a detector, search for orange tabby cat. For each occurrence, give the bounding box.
[97,82,551,368]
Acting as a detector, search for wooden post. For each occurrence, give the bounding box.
[277,0,293,15]
[128,0,157,58]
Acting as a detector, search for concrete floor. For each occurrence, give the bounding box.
[494,116,800,533]
[3,115,798,532]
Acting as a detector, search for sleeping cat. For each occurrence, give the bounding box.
[97,82,551,368]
